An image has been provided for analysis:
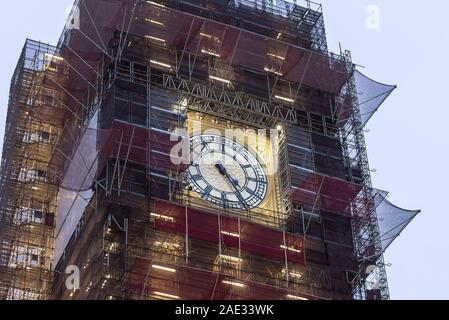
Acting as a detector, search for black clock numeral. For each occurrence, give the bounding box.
[203,185,213,196]
[190,174,203,181]
[248,177,266,185]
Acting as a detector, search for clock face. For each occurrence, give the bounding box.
[188,135,268,210]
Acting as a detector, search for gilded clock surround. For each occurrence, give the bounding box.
[184,112,284,226]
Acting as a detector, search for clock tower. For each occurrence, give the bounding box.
[0,0,419,301]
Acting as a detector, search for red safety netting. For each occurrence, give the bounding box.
[125,256,317,300]
[291,173,363,217]
[132,2,350,94]
[100,121,188,172]
[58,0,350,96]
[152,200,305,265]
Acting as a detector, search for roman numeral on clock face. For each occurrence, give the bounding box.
[203,185,213,196]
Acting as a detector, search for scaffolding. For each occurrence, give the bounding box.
[0,0,420,300]
[0,40,64,300]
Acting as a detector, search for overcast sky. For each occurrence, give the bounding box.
[0,0,447,299]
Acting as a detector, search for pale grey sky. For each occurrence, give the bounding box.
[0,0,447,299]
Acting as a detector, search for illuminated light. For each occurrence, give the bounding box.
[275,95,295,103]
[145,35,166,43]
[44,53,64,61]
[221,231,240,238]
[145,18,164,26]
[153,291,180,300]
[180,98,188,107]
[220,255,242,263]
[201,49,221,58]
[280,245,302,253]
[289,271,303,279]
[287,294,308,301]
[277,32,282,40]
[149,60,172,69]
[155,241,180,248]
[264,67,283,76]
[200,32,212,38]
[152,264,176,273]
[267,53,285,60]
[150,212,175,222]
[146,1,166,8]
[222,280,245,288]
[277,124,283,131]
[210,75,231,85]
[32,187,38,191]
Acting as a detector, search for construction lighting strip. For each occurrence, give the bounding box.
[152,264,176,273]
[150,212,174,222]
[275,95,295,103]
[202,49,221,58]
[220,254,242,263]
[280,245,302,253]
[153,291,180,299]
[150,60,172,69]
[267,53,285,60]
[222,280,245,288]
[209,75,231,84]
[287,294,308,300]
[264,66,283,76]
[146,1,165,8]
[44,53,64,61]
[221,231,240,238]
[145,18,164,26]
[154,241,180,248]
[145,35,166,43]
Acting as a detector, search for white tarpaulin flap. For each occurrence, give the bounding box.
[355,70,396,127]
[374,191,420,252]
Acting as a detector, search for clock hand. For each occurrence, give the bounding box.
[215,161,248,210]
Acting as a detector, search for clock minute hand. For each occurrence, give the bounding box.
[215,161,248,210]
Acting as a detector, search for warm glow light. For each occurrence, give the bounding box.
[267,53,285,60]
[44,53,64,61]
[210,76,231,84]
[275,95,295,103]
[145,35,166,43]
[152,264,176,273]
[221,231,240,238]
[199,33,220,43]
[264,67,283,76]
[150,212,174,222]
[287,294,308,300]
[146,1,166,8]
[149,60,172,69]
[280,245,302,253]
[201,49,221,58]
[153,291,180,299]
[220,254,242,262]
[277,124,283,131]
[222,280,245,288]
[145,18,164,26]
[289,271,303,278]
[155,241,180,248]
